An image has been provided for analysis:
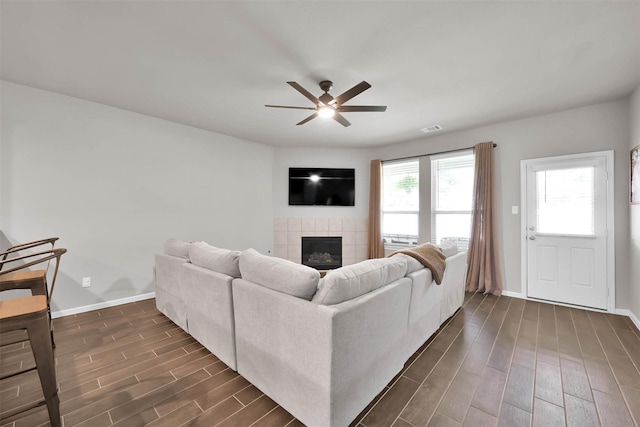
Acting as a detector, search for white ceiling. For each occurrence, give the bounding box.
[2,1,639,148]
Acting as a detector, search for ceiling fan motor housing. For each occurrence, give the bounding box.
[319,81,334,105]
[319,80,333,92]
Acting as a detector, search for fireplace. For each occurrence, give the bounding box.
[302,237,342,270]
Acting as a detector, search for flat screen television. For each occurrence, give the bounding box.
[289,168,355,206]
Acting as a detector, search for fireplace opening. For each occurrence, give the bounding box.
[302,237,342,270]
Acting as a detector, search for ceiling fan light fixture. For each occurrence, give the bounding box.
[318,105,335,118]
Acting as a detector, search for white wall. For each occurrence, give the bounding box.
[0,81,274,312]
[629,85,640,322]
[272,147,371,219]
[372,100,631,309]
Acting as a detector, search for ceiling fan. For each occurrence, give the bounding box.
[265,80,387,127]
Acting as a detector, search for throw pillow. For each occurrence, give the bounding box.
[239,248,320,300]
[437,241,459,257]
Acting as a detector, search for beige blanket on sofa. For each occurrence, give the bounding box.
[390,243,446,284]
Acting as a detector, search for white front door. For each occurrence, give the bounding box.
[521,151,613,310]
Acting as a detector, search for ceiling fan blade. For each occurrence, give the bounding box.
[333,112,351,127]
[331,81,371,106]
[287,82,320,105]
[338,105,387,112]
[296,112,318,126]
[265,104,317,111]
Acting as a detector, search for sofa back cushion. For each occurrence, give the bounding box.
[390,253,424,274]
[164,238,190,259]
[437,240,459,257]
[312,257,408,305]
[239,249,320,300]
[189,241,241,278]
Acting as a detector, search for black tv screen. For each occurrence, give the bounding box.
[289,168,355,206]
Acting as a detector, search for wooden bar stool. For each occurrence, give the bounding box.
[0,295,60,427]
[0,248,66,427]
[0,248,66,346]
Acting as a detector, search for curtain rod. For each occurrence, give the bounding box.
[382,143,497,163]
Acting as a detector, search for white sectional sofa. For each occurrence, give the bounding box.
[154,239,467,427]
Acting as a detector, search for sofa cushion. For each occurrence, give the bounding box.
[239,249,320,300]
[437,241,459,257]
[312,257,408,305]
[390,253,423,274]
[164,238,190,259]
[189,242,241,278]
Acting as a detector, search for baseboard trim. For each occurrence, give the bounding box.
[51,292,156,319]
[501,290,524,299]
[615,308,640,330]
[631,311,640,330]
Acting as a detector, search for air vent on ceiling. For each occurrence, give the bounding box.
[421,125,442,133]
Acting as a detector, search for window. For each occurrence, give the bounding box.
[431,151,474,251]
[382,159,419,245]
[535,166,595,235]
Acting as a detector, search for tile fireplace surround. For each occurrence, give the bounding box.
[273,217,369,266]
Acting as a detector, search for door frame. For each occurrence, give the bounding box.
[520,150,615,312]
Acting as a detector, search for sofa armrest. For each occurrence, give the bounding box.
[154,253,189,331]
[232,277,411,427]
[440,251,468,323]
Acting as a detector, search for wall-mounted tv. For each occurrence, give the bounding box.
[289,168,355,206]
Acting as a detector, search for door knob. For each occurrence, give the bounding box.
[529,236,536,240]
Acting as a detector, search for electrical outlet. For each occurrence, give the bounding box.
[512,206,519,214]
[82,277,91,288]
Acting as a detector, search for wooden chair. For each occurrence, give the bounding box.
[0,248,66,427]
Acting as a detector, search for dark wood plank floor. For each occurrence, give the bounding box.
[1,293,639,426]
